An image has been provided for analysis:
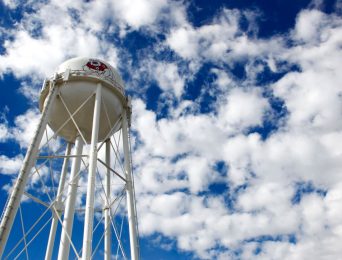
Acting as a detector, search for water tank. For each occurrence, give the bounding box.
[39,57,126,143]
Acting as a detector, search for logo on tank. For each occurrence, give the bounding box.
[83,59,114,82]
[85,60,108,71]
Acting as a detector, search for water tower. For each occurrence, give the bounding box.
[0,57,139,259]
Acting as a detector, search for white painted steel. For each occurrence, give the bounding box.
[39,57,125,143]
[104,139,111,260]
[122,109,139,260]
[45,143,72,260]
[0,57,140,260]
[81,83,102,260]
[57,137,84,260]
[0,80,57,259]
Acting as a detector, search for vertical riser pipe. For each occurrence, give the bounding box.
[104,139,111,260]
[45,143,72,260]
[82,84,102,260]
[57,137,83,260]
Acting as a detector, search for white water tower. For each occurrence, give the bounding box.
[0,57,139,259]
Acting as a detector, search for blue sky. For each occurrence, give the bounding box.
[0,0,342,259]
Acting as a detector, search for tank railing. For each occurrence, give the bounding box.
[62,69,125,95]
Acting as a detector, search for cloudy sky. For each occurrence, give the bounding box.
[0,0,342,259]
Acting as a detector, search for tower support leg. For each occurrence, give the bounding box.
[104,139,111,260]
[82,83,102,260]
[57,137,83,260]
[45,143,72,260]
[0,81,58,259]
[122,108,139,260]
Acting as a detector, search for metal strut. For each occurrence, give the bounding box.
[0,79,58,259]
[122,108,139,260]
[45,142,72,260]
[104,139,111,260]
[58,137,84,260]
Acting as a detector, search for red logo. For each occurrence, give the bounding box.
[85,59,108,71]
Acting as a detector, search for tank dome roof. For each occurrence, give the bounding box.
[57,57,125,92]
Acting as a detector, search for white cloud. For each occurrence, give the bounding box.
[218,88,270,132]
[293,9,326,43]
[18,81,40,103]
[11,108,41,148]
[211,68,234,90]
[0,27,118,79]
[1,2,342,259]
[1,0,20,9]
[0,1,119,79]
[0,123,11,142]
[300,194,327,236]
[132,98,227,160]
[166,8,284,68]
[130,8,342,259]
[155,62,185,97]
[175,155,214,193]
[167,26,199,60]
[0,154,23,175]
[112,0,167,29]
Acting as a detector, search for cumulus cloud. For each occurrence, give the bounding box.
[112,0,167,29]
[1,0,20,9]
[131,8,342,259]
[0,1,342,259]
[0,1,119,79]
[11,108,41,148]
[166,9,283,67]
[0,123,11,142]
[218,88,270,132]
[0,154,23,175]
[155,62,185,97]
[293,10,326,43]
